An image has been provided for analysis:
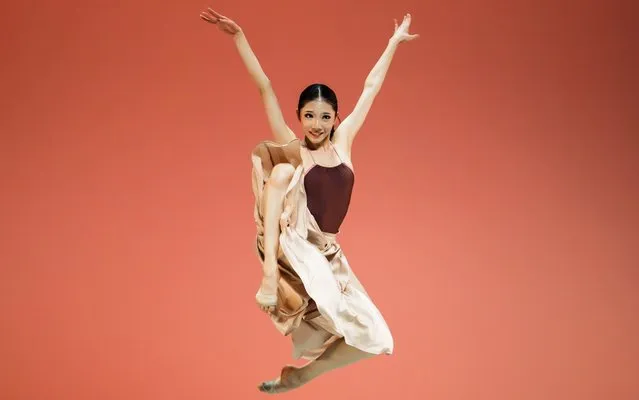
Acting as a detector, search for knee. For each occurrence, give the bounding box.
[268,163,295,188]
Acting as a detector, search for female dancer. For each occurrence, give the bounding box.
[200,7,419,394]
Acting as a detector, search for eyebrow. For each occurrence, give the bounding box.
[303,111,332,115]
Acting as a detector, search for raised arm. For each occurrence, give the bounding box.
[333,14,419,151]
[201,8,296,144]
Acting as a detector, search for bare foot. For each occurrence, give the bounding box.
[257,365,304,394]
[255,261,279,314]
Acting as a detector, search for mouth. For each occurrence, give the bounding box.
[309,131,323,138]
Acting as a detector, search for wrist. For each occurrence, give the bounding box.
[233,29,245,40]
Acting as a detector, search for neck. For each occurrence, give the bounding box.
[304,136,332,151]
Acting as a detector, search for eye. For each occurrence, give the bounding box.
[322,115,331,120]
[304,113,313,119]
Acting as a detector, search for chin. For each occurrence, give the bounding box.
[306,133,327,143]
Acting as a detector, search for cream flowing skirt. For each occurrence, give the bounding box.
[251,139,393,360]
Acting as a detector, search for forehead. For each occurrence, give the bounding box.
[301,100,334,114]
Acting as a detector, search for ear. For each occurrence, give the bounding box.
[295,108,300,120]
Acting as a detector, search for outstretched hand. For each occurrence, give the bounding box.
[200,7,242,35]
[392,13,419,43]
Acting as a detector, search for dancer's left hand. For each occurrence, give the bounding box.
[392,13,419,43]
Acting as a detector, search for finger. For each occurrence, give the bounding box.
[394,18,398,30]
[200,16,216,24]
[201,11,217,21]
[204,9,218,20]
[207,8,225,19]
[200,13,215,22]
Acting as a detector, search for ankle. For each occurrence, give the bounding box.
[283,366,306,388]
[262,257,279,277]
[262,269,279,280]
[262,271,279,281]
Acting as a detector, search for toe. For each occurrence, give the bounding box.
[258,380,276,393]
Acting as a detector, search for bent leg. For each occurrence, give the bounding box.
[256,163,301,313]
[261,163,294,269]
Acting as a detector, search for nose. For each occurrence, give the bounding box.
[312,119,322,130]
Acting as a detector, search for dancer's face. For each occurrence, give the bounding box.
[298,99,336,145]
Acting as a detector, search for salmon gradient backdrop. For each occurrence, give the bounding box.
[1,0,637,399]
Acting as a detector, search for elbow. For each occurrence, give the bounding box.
[364,79,377,89]
[363,80,380,94]
[259,79,272,95]
[258,78,272,94]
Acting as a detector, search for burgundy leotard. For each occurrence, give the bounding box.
[303,145,354,234]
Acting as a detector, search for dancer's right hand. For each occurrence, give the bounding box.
[200,8,242,35]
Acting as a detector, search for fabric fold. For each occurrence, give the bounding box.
[251,139,393,360]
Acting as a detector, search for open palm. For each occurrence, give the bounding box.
[200,7,241,35]
[393,13,419,42]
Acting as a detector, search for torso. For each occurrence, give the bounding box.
[301,141,355,234]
